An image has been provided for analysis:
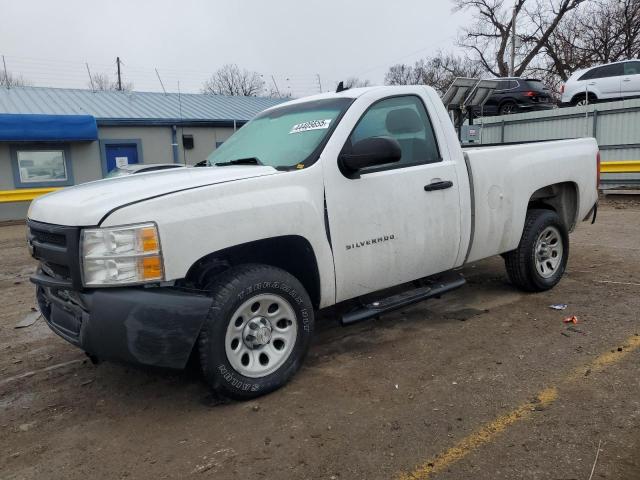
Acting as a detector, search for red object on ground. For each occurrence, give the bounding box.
[563,315,579,324]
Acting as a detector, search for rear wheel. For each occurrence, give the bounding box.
[499,101,519,115]
[504,209,569,292]
[198,264,314,400]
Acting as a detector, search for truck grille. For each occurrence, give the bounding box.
[27,220,82,289]
[31,229,67,247]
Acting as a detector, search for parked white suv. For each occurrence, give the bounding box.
[561,60,640,106]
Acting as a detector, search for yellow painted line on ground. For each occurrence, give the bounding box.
[566,334,640,382]
[396,334,640,480]
[397,388,558,480]
[0,187,61,203]
[600,161,640,173]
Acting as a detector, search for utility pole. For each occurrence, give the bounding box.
[316,74,322,93]
[510,2,517,77]
[116,56,122,91]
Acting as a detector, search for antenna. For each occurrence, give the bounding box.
[2,55,10,90]
[316,74,322,93]
[271,75,281,97]
[86,63,95,92]
[336,81,346,93]
[155,68,167,95]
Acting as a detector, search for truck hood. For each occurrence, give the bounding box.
[28,165,279,226]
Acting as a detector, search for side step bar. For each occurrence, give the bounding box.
[341,273,466,326]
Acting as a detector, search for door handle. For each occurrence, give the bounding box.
[623,78,631,82]
[588,82,596,85]
[424,180,453,191]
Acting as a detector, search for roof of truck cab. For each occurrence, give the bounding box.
[260,85,435,113]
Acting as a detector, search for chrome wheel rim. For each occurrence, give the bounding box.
[225,293,298,378]
[576,99,588,106]
[501,103,516,114]
[534,226,563,278]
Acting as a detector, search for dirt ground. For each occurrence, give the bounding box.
[1,198,640,480]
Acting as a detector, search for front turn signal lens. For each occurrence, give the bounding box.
[139,226,160,253]
[139,256,163,281]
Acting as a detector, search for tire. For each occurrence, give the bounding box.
[503,209,569,292]
[499,101,519,115]
[572,94,596,107]
[198,264,314,400]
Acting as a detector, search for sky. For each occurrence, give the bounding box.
[0,0,473,97]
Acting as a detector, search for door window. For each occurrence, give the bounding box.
[579,68,600,81]
[595,63,624,78]
[347,96,441,173]
[624,61,640,75]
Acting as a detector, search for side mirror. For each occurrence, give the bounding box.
[339,136,402,176]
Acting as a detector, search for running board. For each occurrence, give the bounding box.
[341,273,466,326]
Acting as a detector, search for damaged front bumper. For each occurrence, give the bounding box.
[32,276,213,369]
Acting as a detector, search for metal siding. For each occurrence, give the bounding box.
[476,98,640,184]
[0,86,285,123]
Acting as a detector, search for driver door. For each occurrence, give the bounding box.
[324,94,462,302]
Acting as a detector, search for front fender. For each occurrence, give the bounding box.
[101,167,337,308]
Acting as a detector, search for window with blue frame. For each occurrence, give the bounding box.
[10,144,74,188]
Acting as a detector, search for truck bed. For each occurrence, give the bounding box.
[462,138,599,264]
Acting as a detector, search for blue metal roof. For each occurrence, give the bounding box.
[0,86,286,125]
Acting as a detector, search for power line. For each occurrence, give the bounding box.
[0,53,335,97]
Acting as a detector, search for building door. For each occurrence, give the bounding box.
[105,144,139,173]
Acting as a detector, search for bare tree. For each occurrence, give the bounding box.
[453,0,587,78]
[202,64,265,96]
[543,0,640,80]
[385,51,485,95]
[343,77,372,88]
[0,70,31,88]
[88,72,133,92]
[385,63,423,86]
[418,52,486,94]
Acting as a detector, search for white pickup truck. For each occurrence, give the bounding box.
[27,86,599,399]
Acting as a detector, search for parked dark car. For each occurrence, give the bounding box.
[475,77,555,116]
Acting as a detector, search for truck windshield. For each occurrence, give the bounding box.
[207,98,352,169]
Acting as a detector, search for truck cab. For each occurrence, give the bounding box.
[27,86,599,399]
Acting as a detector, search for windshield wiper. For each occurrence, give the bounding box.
[214,157,262,167]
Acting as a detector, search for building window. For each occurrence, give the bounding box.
[10,144,74,188]
[17,150,68,183]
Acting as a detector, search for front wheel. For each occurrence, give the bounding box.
[572,94,596,107]
[198,264,314,400]
[504,209,569,292]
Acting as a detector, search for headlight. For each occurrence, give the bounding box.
[81,223,164,286]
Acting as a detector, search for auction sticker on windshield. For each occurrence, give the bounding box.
[289,119,332,134]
